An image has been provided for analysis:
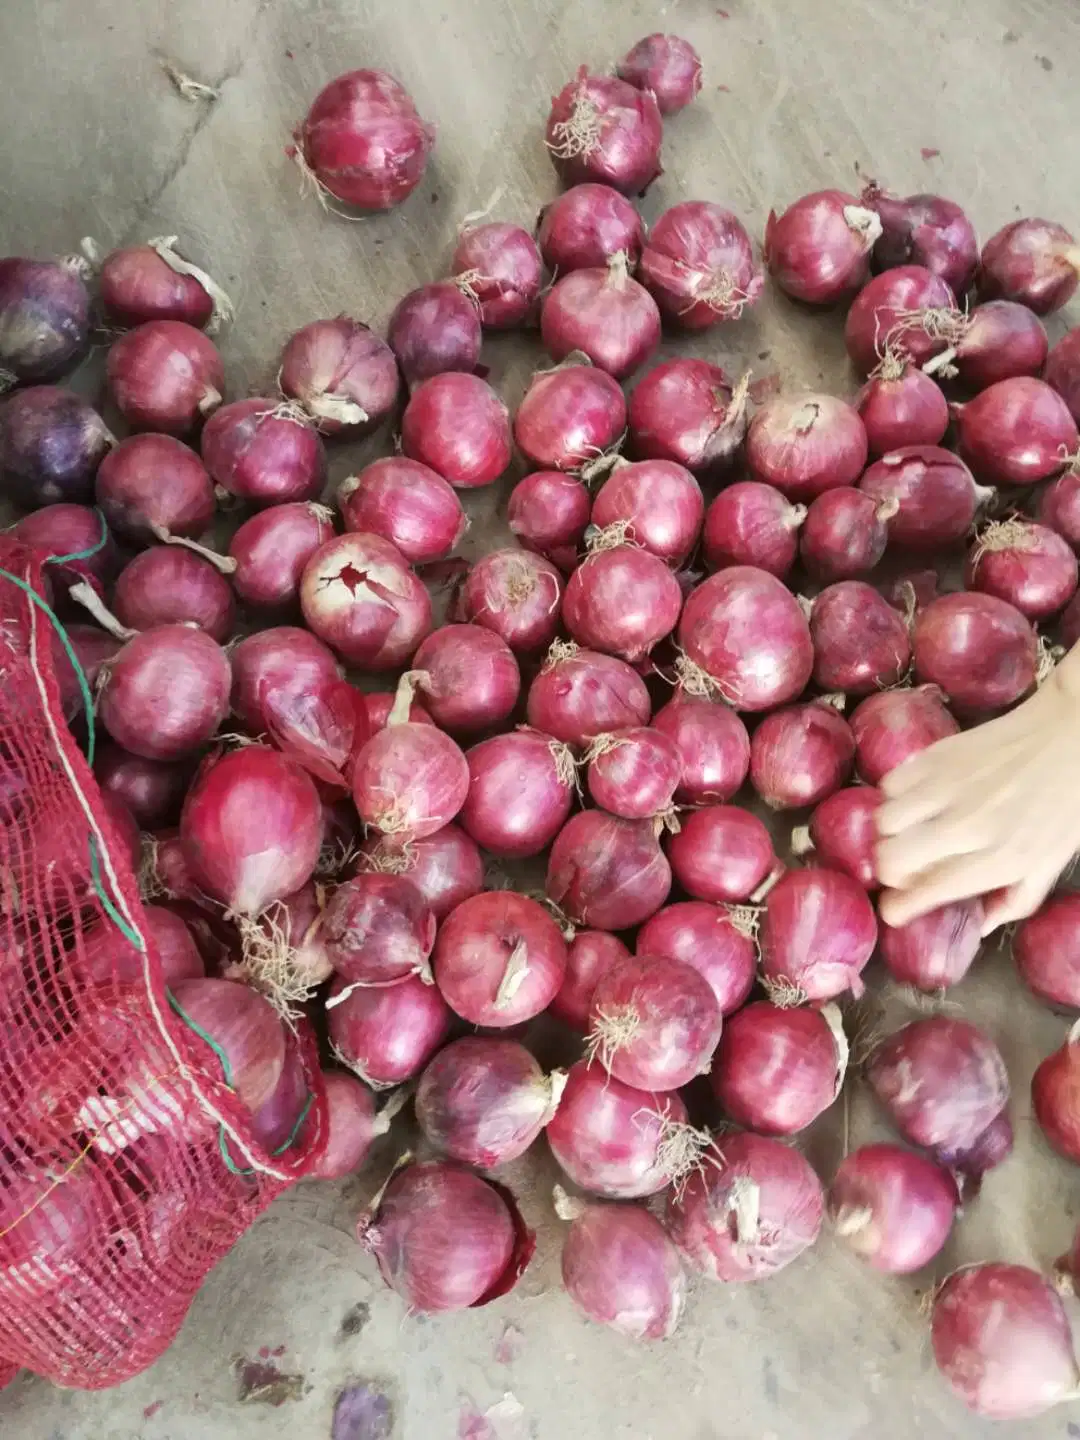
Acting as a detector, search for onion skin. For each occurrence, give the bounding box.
[844,265,956,376]
[637,902,756,1015]
[416,1037,561,1167]
[764,190,880,304]
[295,68,434,212]
[880,899,985,991]
[306,1072,380,1180]
[868,1017,1009,1152]
[562,544,683,663]
[388,281,481,387]
[353,722,469,840]
[229,502,336,610]
[550,931,632,1032]
[546,810,671,931]
[746,393,868,502]
[851,684,958,785]
[527,642,651,747]
[279,317,400,436]
[639,201,762,329]
[761,867,878,1003]
[358,823,483,923]
[931,1108,1014,1187]
[977,218,1080,315]
[678,566,814,712]
[867,189,978,294]
[585,726,680,820]
[628,358,748,476]
[1032,1028,1080,1162]
[965,519,1077,621]
[800,488,892,581]
[12,502,118,592]
[1038,471,1080,553]
[201,397,327,506]
[855,362,949,457]
[946,300,1049,391]
[0,255,90,384]
[230,626,341,733]
[457,548,563,654]
[547,1060,686,1198]
[540,255,661,380]
[170,977,285,1114]
[1,385,114,508]
[617,33,702,113]
[952,377,1079,488]
[1046,325,1080,423]
[507,470,590,571]
[411,625,520,735]
[667,805,775,904]
[587,953,722,1091]
[328,972,450,1087]
[703,481,804,579]
[559,1197,686,1341]
[300,532,432,669]
[452,222,543,329]
[591,458,704,567]
[100,244,214,331]
[750,699,855,811]
[321,872,435,986]
[401,372,512,489]
[112,547,235,642]
[95,433,214,543]
[339,458,465,566]
[712,1002,844,1136]
[94,744,189,830]
[931,1264,1080,1420]
[913,592,1037,712]
[653,691,749,805]
[514,360,626,472]
[536,184,645,274]
[804,786,881,890]
[1014,893,1080,1009]
[667,1132,824,1283]
[433,891,568,1027]
[99,625,231,761]
[858,445,987,551]
[829,1144,957,1274]
[460,729,573,857]
[810,581,912,694]
[107,321,223,435]
[545,67,663,196]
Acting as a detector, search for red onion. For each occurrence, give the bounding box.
[513,358,626,473]
[546,1060,691,1197]
[667,805,775,904]
[433,891,567,1026]
[293,68,433,211]
[358,823,483,923]
[401,371,511,488]
[930,1107,1014,1186]
[0,385,114,507]
[358,1161,527,1313]
[928,300,1049,391]
[387,281,481,387]
[106,320,223,435]
[587,952,721,1091]
[855,354,949,457]
[545,67,663,196]
[0,253,91,386]
[868,1017,1009,1152]
[1032,1024,1080,1162]
[228,501,335,610]
[95,432,213,544]
[1014,893,1080,1009]
[761,866,877,1003]
[931,1264,1080,1419]
[830,1144,957,1274]
[451,222,543,329]
[202,397,326,505]
[713,1002,847,1135]
[75,903,205,987]
[703,481,804,579]
[99,625,230,760]
[536,184,645,274]
[809,581,911,694]
[416,1037,563,1167]
[141,827,218,911]
[556,1189,686,1341]
[1047,326,1080,422]
[851,684,957,784]
[456,547,563,653]
[677,566,814,711]
[234,879,334,994]
[171,977,285,1113]
[12,502,117,592]
[585,726,679,820]
[799,489,892,581]
[953,377,1079,487]
[977,218,1080,315]
[913,592,1036,711]
[562,541,682,662]
[306,1072,383,1180]
[628,359,749,476]
[322,871,435,986]
[1038,470,1080,551]
[550,931,630,1032]
[527,640,650,746]
[591,458,704,567]
[616,32,702,113]
[361,690,435,736]
[353,700,468,840]
[653,691,749,805]
[300,532,431,668]
[547,810,671,930]
[408,625,520,736]
[865,188,978,294]
[339,459,465,567]
[1062,590,1080,649]
[0,1155,116,1299]
[279,316,399,433]
[328,973,450,1087]
[99,790,142,874]
[237,646,360,789]
[112,547,235,642]
[844,266,956,375]
[541,254,660,380]
[764,190,882,304]
[94,744,189,829]
[858,445,990,549]
[230,625,340,729]
[746,392,868,502]
[53,624,120,725]
[796,786,881,889]
[460,728,575,857]
[507,470,590,571]
[99,238,231,331]
[667,1131,824,1282]
[637,902,755,1015]
[750,699,855,811]
[966,518,1077,620]
[639,202,762,329]
[881,899,984,991]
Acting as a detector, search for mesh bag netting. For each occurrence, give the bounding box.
[0,535,326,1390]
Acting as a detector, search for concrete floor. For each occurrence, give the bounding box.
[3,0,1080,1435]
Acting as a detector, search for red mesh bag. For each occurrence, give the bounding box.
[0,536,327,1389]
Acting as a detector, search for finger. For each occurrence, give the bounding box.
[876,818,986,889]
[876,779,954,839]
[876,854,1009,928]
[980,876,1054,936]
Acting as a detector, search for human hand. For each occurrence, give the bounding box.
[875,657,1080,934]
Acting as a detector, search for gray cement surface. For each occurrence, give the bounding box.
[2,0,1080,1434]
